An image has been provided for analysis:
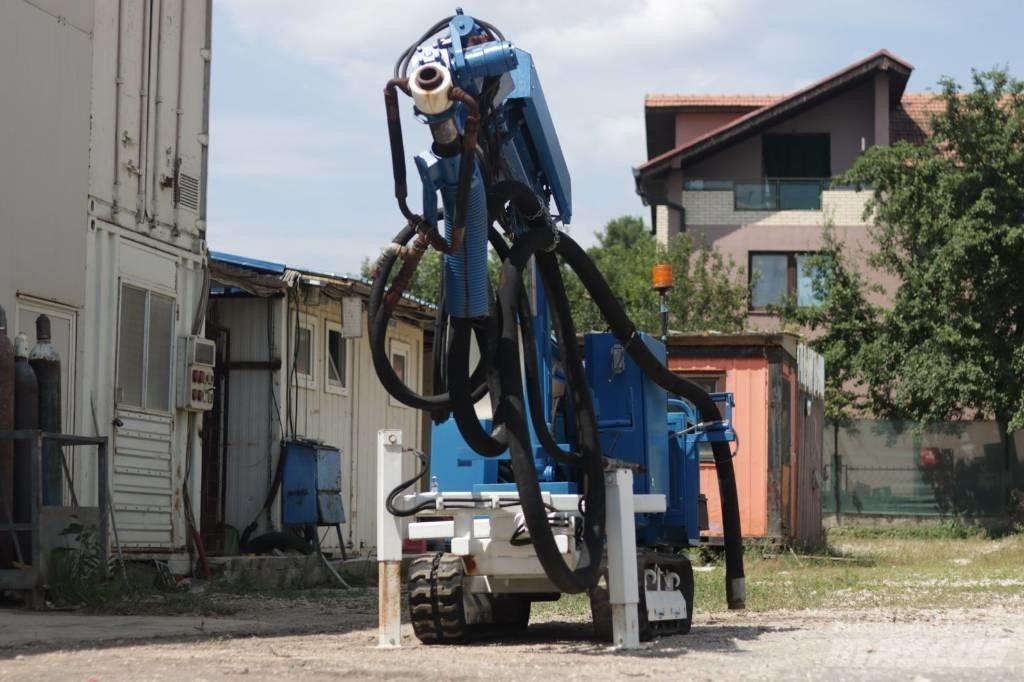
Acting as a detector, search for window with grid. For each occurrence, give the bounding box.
[117,284,175,412]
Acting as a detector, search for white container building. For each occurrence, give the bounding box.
[0,0,211,570]
[206,254,433,555]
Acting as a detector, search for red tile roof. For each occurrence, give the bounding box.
[645,94,781,109]
[890,93,944,144]
[638,49,914,174]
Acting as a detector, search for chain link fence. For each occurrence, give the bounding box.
[823,420,1023,519]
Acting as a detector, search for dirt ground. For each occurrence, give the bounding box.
[1,598,1022,681]
[3,533,1022,680]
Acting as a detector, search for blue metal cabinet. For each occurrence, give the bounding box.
[281,440,345,527]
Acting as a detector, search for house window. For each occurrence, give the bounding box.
[389,340,411,408]
[117,283,175,412]
[325,323,348,395]
[292,315,316,389]
[749,253,823,310]
[762,134,831,178]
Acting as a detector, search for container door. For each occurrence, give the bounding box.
[113,280,177,550]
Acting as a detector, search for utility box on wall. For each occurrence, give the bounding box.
[281,440,346,527]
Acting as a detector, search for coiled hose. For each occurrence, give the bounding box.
[371,182,745,605]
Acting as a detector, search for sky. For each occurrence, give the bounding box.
[207,0,1023,276]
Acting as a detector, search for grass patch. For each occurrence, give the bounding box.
[536,530,1024,620]
[826,520,988,541]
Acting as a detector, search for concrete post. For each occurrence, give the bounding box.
[604,468,640,649]
[376,429,404,647]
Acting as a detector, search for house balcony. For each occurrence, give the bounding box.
[674,178,871,229]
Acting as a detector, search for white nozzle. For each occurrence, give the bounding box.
[409,63,453,115]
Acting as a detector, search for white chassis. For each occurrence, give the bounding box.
[376,429,686,649]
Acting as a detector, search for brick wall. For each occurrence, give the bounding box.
[654,189,873,243]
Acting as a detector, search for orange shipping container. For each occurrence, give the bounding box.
[667,334,824,546]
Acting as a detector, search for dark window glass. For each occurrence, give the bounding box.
[796,255,824,307]
[392,352,406,384]
[327,329,346,388]
[296,327,312,376]
[763,133,831,178]
[146,294,174,412]
[117,285,147,407]
[751,254,788,308]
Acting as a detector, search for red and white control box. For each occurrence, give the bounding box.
[178,336,216,412]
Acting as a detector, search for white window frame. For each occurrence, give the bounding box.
[388,338,411,408]
[324,321,350,396]
[115,279,177,415]
[291,313,317,390]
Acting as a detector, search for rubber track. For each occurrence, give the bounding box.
[408,553,468,644]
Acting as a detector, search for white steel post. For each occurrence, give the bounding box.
[605,468,641,649]
[377,429,404,648]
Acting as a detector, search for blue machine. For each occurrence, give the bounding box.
[431,330,737,551]
[281,440,346,528]
[374,12,747,644]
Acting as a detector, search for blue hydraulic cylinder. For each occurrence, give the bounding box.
[414,150,490,318]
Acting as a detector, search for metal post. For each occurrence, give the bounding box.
[30,432,43,608]
[604,468,640,649]
[659,289,669,345]
[98,438,109,569]
[376,429,404,648]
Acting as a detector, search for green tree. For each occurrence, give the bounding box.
[365,215,749,335]
[564,216,748,334]
[793,69,1024,431]
[361,247,501,305]
[773,224,881,422]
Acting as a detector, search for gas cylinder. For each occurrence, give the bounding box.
[28,315,62,507]
[0,307,15,564]
[13,332,37,556]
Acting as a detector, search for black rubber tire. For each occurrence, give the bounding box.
[408,552,468,645]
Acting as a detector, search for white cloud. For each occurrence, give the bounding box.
[209,116,356,181]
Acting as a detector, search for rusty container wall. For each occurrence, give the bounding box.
[668,352,770,539]
[0,306,15,564]
[794,343,825,544]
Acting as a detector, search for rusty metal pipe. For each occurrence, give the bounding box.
[382,232,431,311]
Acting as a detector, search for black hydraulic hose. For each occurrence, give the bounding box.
[496,228,605,594]
[368,223,490,410]
[487,223,580,465]
[447,318,509,457]
[554,232,746,610]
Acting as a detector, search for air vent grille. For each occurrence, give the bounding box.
[175,172,200,211]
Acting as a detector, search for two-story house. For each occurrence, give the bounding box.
[634,50,940,329]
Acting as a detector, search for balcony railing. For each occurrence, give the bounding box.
[683,178,833,211]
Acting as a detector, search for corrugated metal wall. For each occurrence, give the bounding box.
[209,297,279,538]
[214,293,424,553]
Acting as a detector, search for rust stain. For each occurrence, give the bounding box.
[378,561,402,633]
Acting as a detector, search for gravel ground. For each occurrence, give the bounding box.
[0,602,1021,681]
